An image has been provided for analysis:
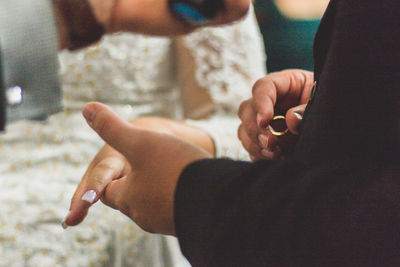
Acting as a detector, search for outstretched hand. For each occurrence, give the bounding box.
[62,102,211,235]
[238,69,314,160]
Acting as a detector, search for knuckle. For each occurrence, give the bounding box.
[244,122,259,140]
[238,99,251,119]
[248,122,259,134]
[89,161,120,188]
[252,76,268,93]
[248,143,261,157]
[252,75,274,94]
[96,158,120,172]
[253,91,274,109]
[87,177,105,191]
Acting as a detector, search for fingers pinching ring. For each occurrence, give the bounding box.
[268,115,289,137]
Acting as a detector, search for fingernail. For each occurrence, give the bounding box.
[61,211,71,230]
[293,111,303,120]
[258,134,268,148]
[292,110,304,135]
[81,190,97,204]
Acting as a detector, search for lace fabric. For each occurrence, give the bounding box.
[183,6,266,158]
[0,7,265,266]
[182,6,266,114]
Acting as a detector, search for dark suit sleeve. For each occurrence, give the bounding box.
[295,0,400,164]
[175,159,400,266]
[174,0,400,265]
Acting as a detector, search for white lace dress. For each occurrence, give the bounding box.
[0,8,266,267]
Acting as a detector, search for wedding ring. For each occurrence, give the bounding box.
[269,115,289,137]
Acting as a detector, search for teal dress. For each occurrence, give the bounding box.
[255,0,321,72]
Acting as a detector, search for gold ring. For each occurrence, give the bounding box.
[269,115,289,137]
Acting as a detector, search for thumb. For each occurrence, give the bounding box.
[286,104,307,135]
[82,102,140,158]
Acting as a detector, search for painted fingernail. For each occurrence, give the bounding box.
[81,190,97,204]
[258,134,268,148]
[61,211,71,230]
[292,110,304,135]
[293,111,303,120]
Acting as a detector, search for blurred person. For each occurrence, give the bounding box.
[0,0,251,129]
[255,0,329,72]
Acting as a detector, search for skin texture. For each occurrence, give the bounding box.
[63,116,215,230]
[62,36,223,230]
[60,2,257,228]
[238,69,314,160]
[63,103,212,234]
[63,70,312,231]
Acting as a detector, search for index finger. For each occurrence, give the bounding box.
[252,70,314,127]
[62,156,126,228]
[252,76,277,128]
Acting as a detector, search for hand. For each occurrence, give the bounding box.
[62,143,130,228]
[62,116,214,229]
[54,0,251,49]
[63,102,211,235]
[238,69,314,160]
[108,0,251,35]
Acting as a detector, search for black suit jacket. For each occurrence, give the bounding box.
[175,0,400,266]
